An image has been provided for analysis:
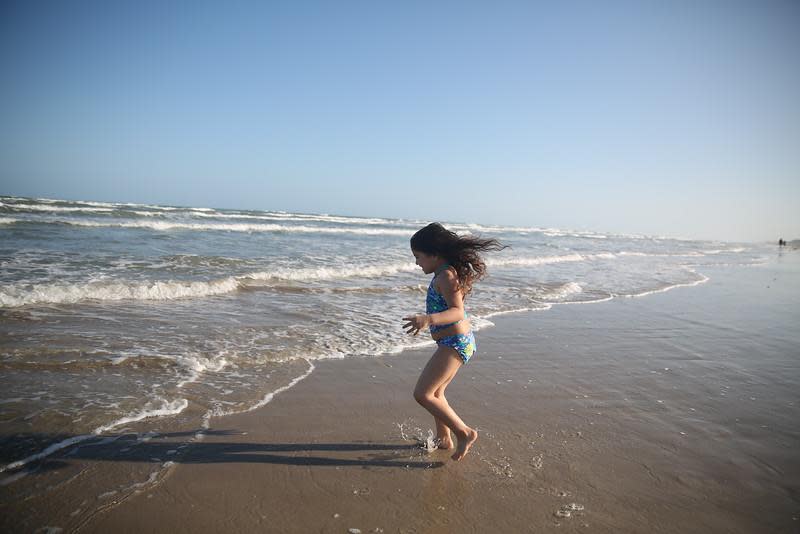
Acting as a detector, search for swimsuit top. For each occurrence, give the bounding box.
[426,264,467,334]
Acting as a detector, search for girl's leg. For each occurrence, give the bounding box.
[433,369,458,449]
[413,346,478,461]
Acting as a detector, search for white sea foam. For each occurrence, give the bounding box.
[483,305,552,318]
[0,253,628,307]
[619,271,710,298]
[93,397,189,434]
[192,210,399,226]
[175,354,230,388]
[702,247,746,254]
[618,250,734,258]
[35,217,414,235]
[0,218,18,225]
[0,261,423,306]
[541,282,583,300]
[7,197,217,212]
[448,222,619,239]
[0,277,241,307]
[449,223,548,234]
[558,295,615,305]
[2,203,115,213]
[487,253,616,267]
[619,251,686,257]
[129,210,160,217]
[71,199,214,211]
[0,397,188,473]
[206,359,315,421]
[242,262,418,284]
[543,231,607,239]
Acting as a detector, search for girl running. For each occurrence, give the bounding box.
[402,222,506,461]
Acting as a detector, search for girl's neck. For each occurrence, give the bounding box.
[434,262,450,275]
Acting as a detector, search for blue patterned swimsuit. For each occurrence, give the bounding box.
[426,265,476,364]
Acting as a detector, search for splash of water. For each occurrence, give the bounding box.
[396,420,438,452]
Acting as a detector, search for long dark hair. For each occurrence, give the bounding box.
[410,222,508,297]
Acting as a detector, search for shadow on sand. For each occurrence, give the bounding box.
[1,429,445,475]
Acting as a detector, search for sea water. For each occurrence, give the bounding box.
[0,195,768,473]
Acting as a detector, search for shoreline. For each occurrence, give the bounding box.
[0,257,716,476]
[2,256,799,533]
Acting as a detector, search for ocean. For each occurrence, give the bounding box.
[0,195,769,479]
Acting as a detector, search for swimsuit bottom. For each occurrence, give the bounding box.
[436,331,476,364]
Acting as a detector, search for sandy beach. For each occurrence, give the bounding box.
[2,0,798,530]
[3,253,799,533]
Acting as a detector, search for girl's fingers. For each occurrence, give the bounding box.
[402,315,425,335]
[403,324,420,335]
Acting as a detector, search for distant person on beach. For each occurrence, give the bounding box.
[403,223,506,460]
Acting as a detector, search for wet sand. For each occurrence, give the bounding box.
[4,254,800,533]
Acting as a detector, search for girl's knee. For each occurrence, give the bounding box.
[413,388,433,405]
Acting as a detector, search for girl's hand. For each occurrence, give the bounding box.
[402,314,430,336]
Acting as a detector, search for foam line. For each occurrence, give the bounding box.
[0,397,188,473]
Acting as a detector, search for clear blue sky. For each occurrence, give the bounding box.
[1,1,798,242]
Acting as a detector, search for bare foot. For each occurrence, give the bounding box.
[436,436,454,450]
[451,428,478,461]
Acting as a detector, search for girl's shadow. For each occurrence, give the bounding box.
[2,430,445,472]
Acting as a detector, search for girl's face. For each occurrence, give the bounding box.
[411,249,441,274]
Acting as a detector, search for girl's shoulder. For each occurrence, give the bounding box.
[433,266,459,291]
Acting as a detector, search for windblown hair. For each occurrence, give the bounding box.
[410,222,508,297]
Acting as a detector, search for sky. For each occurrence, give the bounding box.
[1,1,798,243]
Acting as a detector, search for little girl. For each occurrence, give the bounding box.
[402,222,506,461]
